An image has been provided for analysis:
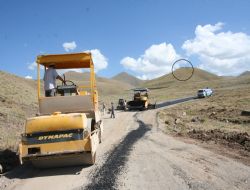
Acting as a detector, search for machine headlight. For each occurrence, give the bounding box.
[21,134,28,143]
[84,130,89,138]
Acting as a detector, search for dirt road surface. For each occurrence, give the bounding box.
[1,106,250,190]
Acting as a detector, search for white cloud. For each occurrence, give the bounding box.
[182,23,250,76]
[136,75,148,80]
[120,42,180,79]
[85,49,108,72]
[25,75,32,79]
[57,69,83,75]
[59,49,108,74]
[28,62,37,70]
[26,49,107,76]
[63,41,77,52]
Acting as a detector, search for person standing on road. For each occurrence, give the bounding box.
[124,100,127,110]
[44,64,65,97]
[102,102,106,115]
[110,102,115,118]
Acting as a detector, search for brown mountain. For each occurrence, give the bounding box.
[0,71,38,150]
[239,71,250,77]
[144,67,221,88]
[64,71,133,95]
[112,72,144,87]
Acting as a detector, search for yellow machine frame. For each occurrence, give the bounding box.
[36,52,98,110]
[19,52,102,167]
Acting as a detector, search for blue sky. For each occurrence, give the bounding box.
[0,0,250,79]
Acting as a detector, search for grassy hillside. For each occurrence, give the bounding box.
[112,72,144,87]
[0,71,37,150]
[145,68,220,87]
[141,68,232,101]
[158,77,250,159]
[64,71,133,102]
[239,71,250,77]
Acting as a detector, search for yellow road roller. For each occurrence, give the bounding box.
[127,88,156,111]
[19,53,103,167]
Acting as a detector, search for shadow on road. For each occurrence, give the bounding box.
[156,96,196,109]
[83,114,151,190]
[0,149,19,174]
[4,162,89,179]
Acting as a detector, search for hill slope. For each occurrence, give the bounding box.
[112,72,143,87]
[141,68,234,101]
[239,71,250,77]
[64,71,133,96]
[0,71,38,149]
[144,67,221,88]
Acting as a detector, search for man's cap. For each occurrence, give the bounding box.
[48,63,55,67]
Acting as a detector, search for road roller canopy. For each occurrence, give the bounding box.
[36,52,98,113]
[37,52,93,69]
[133,88,149,92]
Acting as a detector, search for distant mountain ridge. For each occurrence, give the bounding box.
[239,71,250,77]
[112,72,143,87]
[65,68,250,88]
[64,71,133,95]
[144,67,221,88]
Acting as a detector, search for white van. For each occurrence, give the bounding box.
[197,88,213,98]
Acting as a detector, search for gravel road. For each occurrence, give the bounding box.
[1,105,250,190]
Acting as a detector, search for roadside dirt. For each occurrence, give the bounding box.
[158,88,250,166]
[188,129,250,151]
[1,109,250,190]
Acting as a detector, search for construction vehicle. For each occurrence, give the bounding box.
[127,88,156,111]
[19,53,103,168]
[116,99,127,110]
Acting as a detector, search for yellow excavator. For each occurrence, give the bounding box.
[19,53,103,167]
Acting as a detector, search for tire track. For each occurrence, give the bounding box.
[82,113,151,190]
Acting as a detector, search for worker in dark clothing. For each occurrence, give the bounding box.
[102,103,106,115]
[110,102,115,118]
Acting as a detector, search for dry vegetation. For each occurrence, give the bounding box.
[159,87,250,134]
[111,71,143,87]
[0,71,37,151]
[158,79,250,163]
